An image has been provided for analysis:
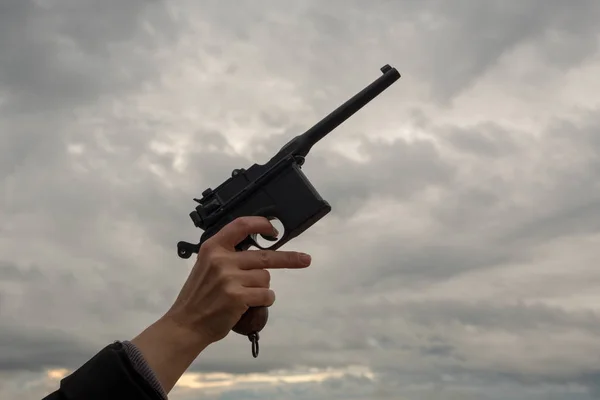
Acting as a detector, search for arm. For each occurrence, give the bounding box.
[40,324,202,400]
[132,216,311,392]
[42,217,311,400]
[129,316,210,394]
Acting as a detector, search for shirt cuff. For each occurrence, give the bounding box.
[121,340,168,400]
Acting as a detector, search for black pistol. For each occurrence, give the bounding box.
[177,64,401,357]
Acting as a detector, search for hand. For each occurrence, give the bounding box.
[164,216,312,345]
[131,216,312,393]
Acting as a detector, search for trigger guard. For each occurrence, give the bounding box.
[247,234,279,251]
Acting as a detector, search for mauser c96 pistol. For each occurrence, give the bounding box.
[177,64,401,357]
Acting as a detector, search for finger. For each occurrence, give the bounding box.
[235,250,311,270]
[212,216,277,249]
[243,288,276,307]
[239,269,271,288]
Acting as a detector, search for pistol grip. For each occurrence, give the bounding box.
[232,306,269,336]
[231,235,270,357]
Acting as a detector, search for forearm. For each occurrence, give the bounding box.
[131,315,212,394]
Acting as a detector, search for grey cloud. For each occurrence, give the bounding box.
[441,122,523,158]
[0,326,92,372]
[412,0,600,101]
[0,0,176,113]
[445,116,600,247]
[317,112,600,294]
[2,1,600,400]
[191,0,600,103]
[250,132,455,218]
[287,299,600,397]
[399,300,600,335]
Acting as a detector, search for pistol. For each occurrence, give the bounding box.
[177,64,401,357]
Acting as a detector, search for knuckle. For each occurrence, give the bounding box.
[207,249,229,268]
[212,266,228,284]
[211,261,235,285]
[197,244,214,262]
[233,217,251,231]
[200,237,216,252]
[258,251,270,268]
[223,283,241,299]
[253,270,270,287]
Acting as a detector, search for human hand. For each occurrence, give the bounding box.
[164,216,312,345]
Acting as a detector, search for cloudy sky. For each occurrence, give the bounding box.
[2,0,600,399]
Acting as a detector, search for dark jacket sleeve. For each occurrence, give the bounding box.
[42,341,167,400]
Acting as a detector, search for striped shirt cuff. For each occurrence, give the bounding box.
[121,340,168,400]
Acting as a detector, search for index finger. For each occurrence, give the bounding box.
[236,250,312,270]
[211,216,278,249]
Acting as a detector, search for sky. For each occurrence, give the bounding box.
[1,0,600,399]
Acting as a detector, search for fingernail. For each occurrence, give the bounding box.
[272,227,279,236]
[299,253,311,266]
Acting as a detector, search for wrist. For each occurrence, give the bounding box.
[131,315,211,393]
[158,313,214,351]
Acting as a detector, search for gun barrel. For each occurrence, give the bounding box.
[294,64,400,157]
